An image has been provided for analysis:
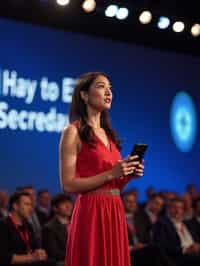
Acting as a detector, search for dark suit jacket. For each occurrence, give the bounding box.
[153,216,199,257]
[134,209,153,244]
[42,217,67,261]
[186,217,200,242]
[36,208,50,227]
[0,216,38,266]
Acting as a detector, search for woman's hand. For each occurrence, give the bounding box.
[110,155,141,178]
[134,159,144,177]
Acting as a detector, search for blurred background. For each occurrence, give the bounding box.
[0,0,200,201]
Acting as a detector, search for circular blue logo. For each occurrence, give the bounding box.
[170,91,198,152]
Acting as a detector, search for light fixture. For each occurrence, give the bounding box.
[172,21,185,33]
[56,0,70,6]
[82,0,96,13]
[139,11,152,24]
[105,5,118,18]
[191,24,200,37]
[116,7,129,20]
[157,16,170,29]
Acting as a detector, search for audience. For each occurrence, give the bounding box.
[122,191,174,266]
[0,191,55,266]
[181,192,193,220]
[146,186,156,201]
[18,186,42,246]
[0,183,199,266]
[0,190,9,218]
[36,190,51,226]
[187,197,200,242]
[153,197,200,266]
[133,193,164,243]
[186,184,199,201]
[42,194,73,266]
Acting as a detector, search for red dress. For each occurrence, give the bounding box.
[65,123,133,266]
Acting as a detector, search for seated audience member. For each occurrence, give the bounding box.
[186,184,199,201]
[42,194,73,266]
[165,191,178,205]
[181,192,193,220]
[134,193,164,243]
[36,190,51,226]
[139,186,156,209]
[186,197,200,242]
[146,186,156,200]
[0,191,55,266]
[19,186,42,246]
[122,191,174,266]
[153,197,200,266]
[0,190,9,218]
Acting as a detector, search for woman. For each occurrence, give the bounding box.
[59,72,144,266]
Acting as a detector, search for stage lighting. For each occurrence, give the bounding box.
[105,5,118,18]
[191,24,200,37]
[157,16,170,29]
[139,11,152,24]
[172,21,185,33]
[56,0,70,6]
[82,0,96,13]
[116,7,129,20]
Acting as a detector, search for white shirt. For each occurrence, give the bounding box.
[145,207,157,224]
[125,212,139,244]
[170,218,194,252]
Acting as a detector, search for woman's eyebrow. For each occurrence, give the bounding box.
[95,81,112,86]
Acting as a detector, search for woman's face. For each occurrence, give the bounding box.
[83,75,113,112]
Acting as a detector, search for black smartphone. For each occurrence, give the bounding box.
[130,143,148,161]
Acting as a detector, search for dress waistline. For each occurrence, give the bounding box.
[81,188,120,196]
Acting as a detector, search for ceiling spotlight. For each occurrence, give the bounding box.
[56,0,70,6]
[139,11,152,24]
[82,0,96,13]
[191,24,200,37]
[157,16,170,29]
[105,5,118,18]
[172,21,185,33]
[116,7,129,20]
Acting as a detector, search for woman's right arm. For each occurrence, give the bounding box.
[59,125,113,193]
[59,125,141,193]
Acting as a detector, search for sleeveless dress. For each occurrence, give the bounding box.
[65,123,133,266]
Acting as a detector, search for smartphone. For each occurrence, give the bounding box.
[130,143,148,161]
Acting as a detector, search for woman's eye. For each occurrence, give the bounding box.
[96,84,112,90]
[97,85,105,88]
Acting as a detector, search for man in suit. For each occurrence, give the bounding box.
[18,186,42,246]
[134,193,164,243]
[36,190,51,226]
[42,194,73,266]
[153,197,200,266]
[0,191,55,266]
[122,191,174,266]
[187,197,200,242]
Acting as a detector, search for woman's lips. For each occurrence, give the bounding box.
[104,98,111,103]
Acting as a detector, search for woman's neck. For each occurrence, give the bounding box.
[87,118,101,129]
[86,107,101,129]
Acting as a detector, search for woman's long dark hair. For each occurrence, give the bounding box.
[69,72,121,150]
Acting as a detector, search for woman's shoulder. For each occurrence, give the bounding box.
[61,120,80,142]
[62,122,78,135]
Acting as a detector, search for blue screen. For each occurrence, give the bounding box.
[0,18,199,200]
